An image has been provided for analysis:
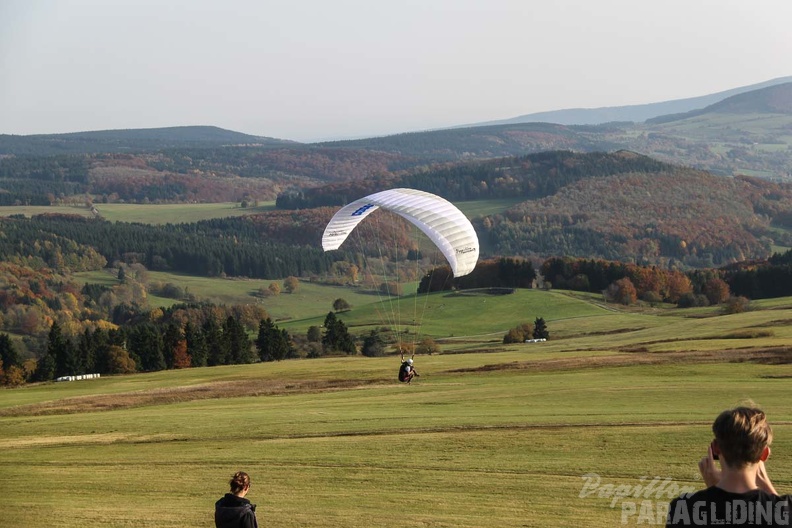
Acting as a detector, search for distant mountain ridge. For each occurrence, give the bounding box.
[648,82,792,124]
[473,76,792,126]
[0,125,294,156]
[2,77,791,181]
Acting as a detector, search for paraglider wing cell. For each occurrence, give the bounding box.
[322,188,479,277]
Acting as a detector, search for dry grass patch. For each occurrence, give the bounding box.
[447,347,792,374]
[0,377,389,417]
[0,432,179,449]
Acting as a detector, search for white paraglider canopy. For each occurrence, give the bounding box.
[322,188,479,277]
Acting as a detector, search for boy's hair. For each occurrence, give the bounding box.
[712,406,773,467]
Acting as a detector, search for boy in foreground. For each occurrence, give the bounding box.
[667,406,790,526]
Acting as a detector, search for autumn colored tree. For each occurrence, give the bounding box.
[162,323,183,369]
[503,323,533,344]
[703,278,731,305]
[723,296,751,314]
[283,276,299,293]
[1,363,25,387]
[268,282,281,297]
[106,345,136,374]
[380,282,403,296]
[665,272,693,303]
[606,278,637,305]
[172,339,191,369]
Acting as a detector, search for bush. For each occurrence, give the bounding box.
[379,282,403,296]
[332,298,351,312]
[677,293,710,308]
[361,331,386,357]
[503,322,534,344]
[416,337,441,355]
[640,291,663,306]
[307,326,322,343]
[723,296,751,314]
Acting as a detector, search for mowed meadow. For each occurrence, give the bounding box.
[4,288,792,527]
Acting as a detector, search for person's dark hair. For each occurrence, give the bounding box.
[713,406,773,467]
[229,471,250,494]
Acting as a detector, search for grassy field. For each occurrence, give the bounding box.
[0,198,514,225]
[0,201,276,224]
[4,291,792,527]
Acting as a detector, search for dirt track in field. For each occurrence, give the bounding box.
[0,378,389,418]
[447,347,792,373]
[5,347,791,418]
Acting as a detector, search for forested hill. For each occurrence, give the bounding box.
[316,122,618,160]
[647,82,792,124]
[274,150,792,268]
[0,126,293,156]
[276,150,671,208]
[472,76,792,126]
[478,168,792,268]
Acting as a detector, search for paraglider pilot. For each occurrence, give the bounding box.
[399,352,419,384]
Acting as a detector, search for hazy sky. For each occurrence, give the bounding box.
[1,0,790,142]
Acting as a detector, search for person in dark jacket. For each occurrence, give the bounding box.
[215,471,259,528]
[666,406,791,527]
[398,351,419,383]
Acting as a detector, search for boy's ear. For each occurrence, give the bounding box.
[711,440,721,458]
[760,446,771,462]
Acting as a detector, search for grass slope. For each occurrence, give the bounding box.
[4,293,792,527]
[0,201,277,224]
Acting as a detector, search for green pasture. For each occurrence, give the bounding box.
[5,293,792,527]
[0,197,511,226]
[75,270,612,340]
[0,201,276,224]
[655,113,792,144]
[74,269,388,321]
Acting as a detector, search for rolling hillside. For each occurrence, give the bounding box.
[0,125,293,156]
[474,75,792,126]
[2,78,792,187]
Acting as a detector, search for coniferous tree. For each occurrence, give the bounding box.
[34,352,56,382]
[129,324,165,372]
[76,329,96,374]
[203,317,227,366]
[50,321,78,378]
[185,322,207,367]
[224,316,253,364]
[322,311,356,354]
[256,318,293,361]
[162,323,183,369]
[322,312,339,352]
[0,333,20,369]
[533,317,549,340]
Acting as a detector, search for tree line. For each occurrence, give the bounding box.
[0,303,366,386]
[0,214,346,279]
